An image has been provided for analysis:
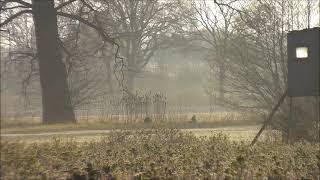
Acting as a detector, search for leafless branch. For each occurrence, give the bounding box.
[55,0,77,10]
[213,0,249,21]
[56,11,116,45]
[0,9,33,27]
[1,0,32,8]
[56,11,126,92]
[79,0,95,11]
[1,5,30,11]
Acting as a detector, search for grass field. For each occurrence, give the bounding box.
[1,111,262,132]
[1,125,264,143]
[1,112,267,143]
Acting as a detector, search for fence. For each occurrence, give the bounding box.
[1,91,167,124]
[1,91,233,124]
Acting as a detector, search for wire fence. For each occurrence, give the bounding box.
[1,91,169,123]
[1,90,238,125]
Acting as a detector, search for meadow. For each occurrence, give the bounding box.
[1,111,261,133]
[1,112,263,142]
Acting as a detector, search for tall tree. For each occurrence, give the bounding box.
[183,0,238,103]
[32,0,75,123]
[1,0,117,123]
[96,0,180,92]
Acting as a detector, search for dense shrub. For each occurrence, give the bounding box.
[1,129,319,179]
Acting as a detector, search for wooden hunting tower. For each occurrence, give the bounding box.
[287,27,320,97]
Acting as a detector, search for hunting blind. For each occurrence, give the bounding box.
[252,27,320,145]
[287,27,320,97]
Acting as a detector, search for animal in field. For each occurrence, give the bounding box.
[144,116,152,123]
[190,115,196,123]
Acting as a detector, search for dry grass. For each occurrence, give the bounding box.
[1,111,262,127]
[0,125,282,145]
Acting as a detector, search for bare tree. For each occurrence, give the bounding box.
[223,0,319,140]
[95,0,181,92]
[183,0,239,104]
[0,13,38,110]
[1,0,119,123]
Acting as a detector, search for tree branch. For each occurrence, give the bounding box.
[56,11,116,45]
[1,0,32,8]
[1,5,30,11]
[57,11,127,92]
[213,0,248,21]
[55,0,77,10]
[0,9,33,27]
[79,0,95,11]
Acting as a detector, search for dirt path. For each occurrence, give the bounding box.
[1,125,261,143]
[1,129,113,137]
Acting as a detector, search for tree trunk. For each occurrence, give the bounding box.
[32,0,75,123]
[105,60,114,95]
[126,54,136,92]
[126,72,135,92]
[218,62,225,101]
[102,50,114,95]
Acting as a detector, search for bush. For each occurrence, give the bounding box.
[1,129,319,179]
